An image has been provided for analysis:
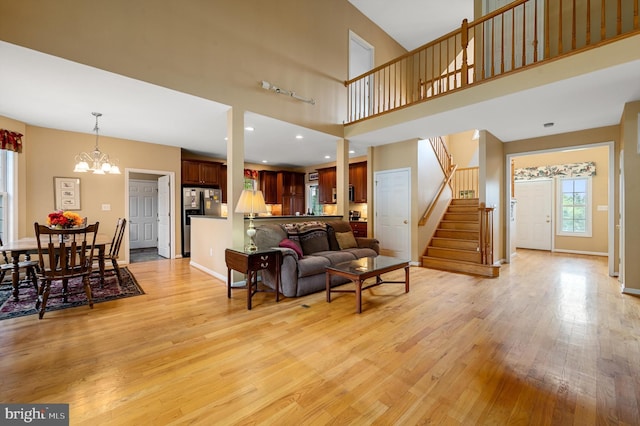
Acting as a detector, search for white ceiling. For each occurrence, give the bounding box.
[348,0,473,51]
[0,3,638,169]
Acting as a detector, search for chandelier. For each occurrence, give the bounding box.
[73,112,121,174]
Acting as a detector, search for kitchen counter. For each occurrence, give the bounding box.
[253,215,343,220]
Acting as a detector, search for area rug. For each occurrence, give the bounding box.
[0,267,144,320]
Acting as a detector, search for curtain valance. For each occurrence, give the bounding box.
[515,161,596,181]
[0,129,23,153]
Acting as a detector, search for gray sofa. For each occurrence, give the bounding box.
[255,220,379,297]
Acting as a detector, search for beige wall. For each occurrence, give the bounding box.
[621,101,640,292]
[447,130,479,168]
[20,124,182,258]
[513,146,609,254]
[0,1,405,140]
[480,131,504,263]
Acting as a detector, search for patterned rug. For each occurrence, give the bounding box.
[0,267,144,320]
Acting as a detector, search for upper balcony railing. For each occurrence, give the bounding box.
[345,0,639,124]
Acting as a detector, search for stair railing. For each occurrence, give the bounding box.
[345,0,640,123]
[452,167,479,199]
[479,203,495,265]
[419,137,456,226]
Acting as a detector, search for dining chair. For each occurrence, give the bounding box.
[95,218,127,286]
[0,237,40,293]
[33,222,99,319]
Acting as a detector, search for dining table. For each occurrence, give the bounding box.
[0,233,111,301]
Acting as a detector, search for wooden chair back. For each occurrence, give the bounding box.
[108,218,126,260]
[34,222,99,280]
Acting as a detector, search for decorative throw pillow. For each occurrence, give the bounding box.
[335,231,358,249]
[279,238,303,258]
[296,221,330,255]
[281,222,302,247]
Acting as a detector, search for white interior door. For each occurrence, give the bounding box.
[515,179,552,250]
[129,179,158,249]
[157,175,170,258]
[349,31,374,119]
[374,168,411,260]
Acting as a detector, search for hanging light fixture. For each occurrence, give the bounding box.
[73,112,121,174]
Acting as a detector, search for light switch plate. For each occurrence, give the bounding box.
[101,204,111,211]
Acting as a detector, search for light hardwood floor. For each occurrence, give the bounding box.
[1,249,639,425]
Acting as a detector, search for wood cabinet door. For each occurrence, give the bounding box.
[220,165,227,203]
[200,162,219,185]
[318,167,336,204]
[291,172,305,195]
[353,162,367,202]
[182,160,202,185]
[260,171,278,204]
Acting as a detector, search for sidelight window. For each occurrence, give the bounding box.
[557,177,592,237]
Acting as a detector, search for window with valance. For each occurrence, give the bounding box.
[0,129,23,153]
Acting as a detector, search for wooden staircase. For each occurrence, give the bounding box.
[422,198,500,277]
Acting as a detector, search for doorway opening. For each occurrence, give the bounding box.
[125,169,176,264]
[506,142,615,276]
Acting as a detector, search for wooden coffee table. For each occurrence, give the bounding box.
[325,255,410,313]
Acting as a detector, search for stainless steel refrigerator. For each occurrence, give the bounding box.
[182,187,222,256]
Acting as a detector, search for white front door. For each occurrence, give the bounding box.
[374,168,411,261]
[129,179,158,249]
[157,175,170,258]
[515,179,553,250]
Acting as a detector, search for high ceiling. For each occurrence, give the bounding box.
[0,2,638,168]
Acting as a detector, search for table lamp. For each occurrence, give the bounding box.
[235,189,268,251]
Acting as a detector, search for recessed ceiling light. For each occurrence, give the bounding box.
[543,122,554,128]
[245,126,254,131]
[224,137,228,141]
[296,135,304,139]
[324,155,330,159]
[349,150,355,154]
[262,160,268,163]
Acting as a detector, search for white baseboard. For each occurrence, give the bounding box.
[189,261,226,283]
[622,286,640,296]
[552,249,608,257]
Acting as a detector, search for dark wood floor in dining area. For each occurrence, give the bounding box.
[0,249,638,424]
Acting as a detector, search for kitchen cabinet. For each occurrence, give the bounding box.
[350,221,367,237]
[182,160,220,186]
[276,171,305,215]
[349,161,367,203]
[220,165,227,203]
[259,170,278,204]
[317,167,336,204]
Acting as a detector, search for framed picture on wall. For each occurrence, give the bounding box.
[308,172,318,181]
[53,177,81,210]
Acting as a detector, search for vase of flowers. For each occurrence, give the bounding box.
[47,210,83,229]
[47,210,84,241]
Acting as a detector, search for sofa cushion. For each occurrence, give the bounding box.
[297,255,330,278]
[312,250,357,266]
[279,238,303,258]
[342,247,378,259]
[296,221,330,255]
[335,231,358,249]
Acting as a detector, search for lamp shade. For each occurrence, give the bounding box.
[235,190,268,214]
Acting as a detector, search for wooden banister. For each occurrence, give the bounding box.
[345,0,640,124]
[419,164,457,227]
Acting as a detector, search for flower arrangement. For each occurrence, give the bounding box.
[47,210,83,229]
